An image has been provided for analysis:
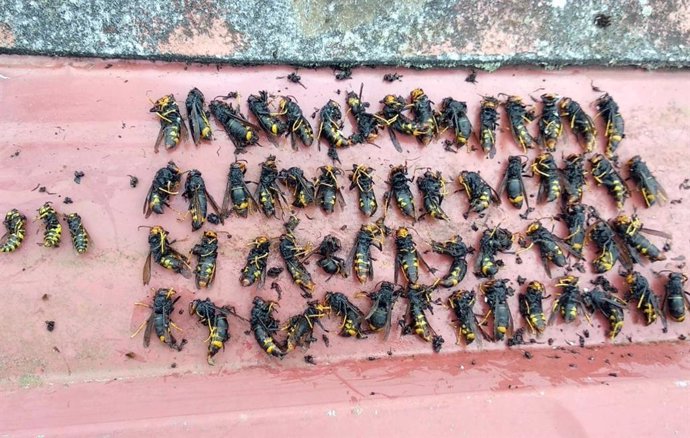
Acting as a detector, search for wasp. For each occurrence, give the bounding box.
[209,99,261,154]
[457,171,500,217]
[190,298,237,365]
[562,154,586,205]
[448,290,484,346]
[561,204,586,256]
[362,281,401,339]
[438,98,472,152]
[37,202,61,248]
[190,230,219,289]
[314,234,347,279]
[247,91,286,142]
[560,97,596,153]
[610,215,669,262]
[403,283,444,351]
[384,164,416,221]
[538,93,562,151]
[519,281,548,334]
[504,95,536,152]
[474,226,513,278]
[498,156,529,209]
[588,218,634,273]
[325,291,367,338]
[479,96,499,158]
[431,235,472,288]
[142,225,192,285]
[628,155,667,208]
[277,96,314,150]
[240,236,271,288]
[279,216,315,297]
[185,88,212,145]
[284,300,329,352]
[378,94,414,152]
[278,167,315,209]
[394,227,433,285]
[150,94,187,152]
[347,221,388,283]
[1,209,27,253]
[595,93,625,158]
[144,161,182,218]
[221,160,256,218]
[408,88,439,146]
[416,169,449,221]
[524,221,582,278]
[626,271,667,330]
[663,272,690,322]
[255,155,286,218]
[64,212,89,254]
[182,169,221,231]
[250,297,286,358]
[318,100,352,163]
[582,287,626,339]
[349,164,377,217]
[132,288,184,351]
[346,84,384,145]
[548,275,587,324]
[532,152,561,203]
[315,165,346,214]
[590,154,630,209]
[480,279,514,341]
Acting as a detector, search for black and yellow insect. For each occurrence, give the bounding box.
[480,279,514,341]
[562,154,586,206]
[394,227,432,285]
[277,96,314,150]
[255,155,286,218]
[663,272,690,322]
[590,153,630,209]
[431,235,472,288]
[278,167,315,209]
[532,152,561,203]
[519,281,548,335]
[560,97,596,153]
[182,169,221,231]
[587,218,635,274]
[190,230,219,289]
[1,209,27,253]
[628,155,667,208]
[377,94,413,152]
[142,225,192,285]
[349,164,377,217]
[222,160,257,218]
[561,203,586,256]
[64,212,89,254]
[525,221,582,278]
[457,170,500,217]
[479,96,499,158]
[474,226,513,278]
[439,97,472,152]
[448,289,485,346]
[247,91,287,142]
[314,234,347,279]
[504,95,536,152]
[416,169,449,221]
[209,98,261,154]
[347,221,388,283]
[347,85,384,145]
[279,216,315,298]
[610,214,669,262]
[144,161,182,218]
[250,296,286,358]
[37,202,61,248]
[498,156,529,209]
[548,275,587,325]
[538,93,562,152]
[284,300,329,352]
[363,281,401,340]
[185,88,212,145]
[190,298,235,365]
[240,236,271,288]
[626,271,667,330]
[150,94,187,152]
[595,93,625,158]
[315,165,346,214]
[403,283,444,352]
[582,286,626,339]
[384,164,416,221]
[408,88,439,146]
[325,291,367,338]
[132,288,184,351]
[318,100,352,163]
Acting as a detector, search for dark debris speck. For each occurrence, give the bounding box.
[45,320,55,332]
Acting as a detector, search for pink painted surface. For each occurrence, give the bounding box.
[1,56,689,435]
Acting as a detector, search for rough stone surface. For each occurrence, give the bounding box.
[0,0,688,68]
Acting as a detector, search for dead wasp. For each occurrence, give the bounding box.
[431,235,473,288]
[190,298,238,365]
[1,209,27,253]
[457,170,500,217]
[439,98,472,152]
[480,279,514,341]
[190,230,219,289]
[349,164,378,217]
[384,164,416,221]
[416,169,449,221]
[582,286,626,340]
[278,167,315,208]
[144,161,182,218]
[504,95,536,152]
[362,281,401,339]
[284,300,329,352]
[247,91,286,142]
[587,218,634,274]
[627,155,667,208]
[240,236,271,288]
[255,155,286,218]
[279,216,315,297]
[250,296,286,358]
[663,272,690,322]
[318,100,351,163]
[394,227,433,285]
[142,225,192,285]
[590,153,630,209]
[626,271,667,330]
[182,169,221,231]
[561,203,587,256]
[325,291,367,338]
[150,94,187,152]
[519,281,548,335]
[315,165,346,214]
[383,72,403,82]
[478,96,499,158]
[313,234,347,279]
[610,215,669,262]
[378,94,414,152]
[209,98,261,154]
[560,97,597,153]
[37,202,61,248]
[221,160,257,218]
[549,275,588,325]
[562,154,587,205]
[185,88,212,145]
[448,290,485,346]
[277,96,314,150]
[474,226,513,278]
[532,152,561,203]
[347,221,388,283]
[64,212,89,254]
[132,288,184,351]
[595,93,625,158]
[537,93,562,151]
[346,84,384,145]
[498,156,529,209]
[408,88,439,146]
[524,221,582,278]
[403,283,444,352]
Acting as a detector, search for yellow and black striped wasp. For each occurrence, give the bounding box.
[562,154,586,206]
[587,215,635,274]
[394,227,434,286]
[141,225,192,285]
[346,84,384,146]
[190,230,219,289]
[524,221,583,278]
[448,289,486,346]
[532,152,561,204]
[132,288,185,351]
[610,214,669,263]
[255,155,286,218]
[431,235,472,288]
[561,203,586,257]
[590,154,630,209]
[185,88,212,145]
[313,234,347,279]
[361,281,401,340]
[537,93,562,152]
[150,94,187,152]
[247,91,286,142]
[478,96,499,158]
[349,164,377,217]
[439,97,472,152]
[182,169,221,231]
[504,95,536,153]
[1,209,27,253]
[407,88,439,146]
[315,165,346,214]
[277,96,314,150]
[582,283,626,340]
[347,220,389,283]
[457,170,500,217]
[497,156,529,209]
[480,279,514,342]
[37,202,61,248]
[595,93,625,158]
[190,298,241,365]
[518,281,548,335]
[222,160,257,218]
[416,169,449,221]
[377,94,412,152]
[240,235,271,288]
[474,225,513,278]
[626,271,667,331]
[663,272,690,322]
[209,98,261,154]
[284,300,329,352]
[144,161,182,218]
[402,283,444,352]
[548,275,588,325]
[279,216,315,298]
[64,212,89,254]
[384,164,416,221]
[627,155,667,208]
[560,97,596,153]
[318,100,352,163]
[278,167,315,209]
[325,291,367,339]
[250,296,286,358]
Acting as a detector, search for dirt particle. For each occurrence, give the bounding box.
[304,355,316,365]
[594,14,612,28]
[608,372,618,377]
[523,350,533,359]
[270,282,283,300]
[42,293,49,301]
[63,197,73,204]
[267,267,283,278]
[125,352,137,359]
[679,334,687,341]
[465,69,478,84]
[45,320,55,332]
[171,362,177,368]
[128,175,139,188]
[322,334,330,347]
[383,73,402,82]
[516,275,526,285]
[74,170,85,184]
[207,213,221,225]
